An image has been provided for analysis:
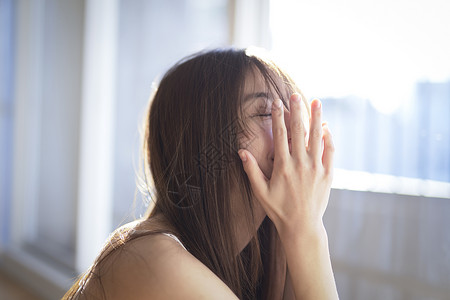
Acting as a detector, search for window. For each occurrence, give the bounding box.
[269,0,450,183]
[269,1,450,299]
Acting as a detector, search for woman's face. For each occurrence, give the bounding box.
[232,68,308,250]
[239,69,292,179]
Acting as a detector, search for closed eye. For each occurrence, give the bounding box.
[251,113,272,118]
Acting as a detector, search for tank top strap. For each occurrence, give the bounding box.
[162,233,187,251]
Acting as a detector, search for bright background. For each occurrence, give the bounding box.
[0,0,449,299]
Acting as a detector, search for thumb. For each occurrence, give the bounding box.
[238,149,269,200]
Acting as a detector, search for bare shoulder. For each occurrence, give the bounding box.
[100,231,238,300]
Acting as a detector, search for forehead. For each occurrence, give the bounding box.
[243,67,283,96]
[242,68,276,110]
[242,67,285,109]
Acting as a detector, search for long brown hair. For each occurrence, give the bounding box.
[64,48,305,299]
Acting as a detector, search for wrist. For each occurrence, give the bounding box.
[277,219,329,247]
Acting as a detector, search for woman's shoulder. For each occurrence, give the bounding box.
[98,217,238,299]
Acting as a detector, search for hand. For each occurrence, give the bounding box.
[238,93,334,237]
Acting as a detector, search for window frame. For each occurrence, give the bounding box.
[0,0,119,298]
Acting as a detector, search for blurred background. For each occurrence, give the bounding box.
[0,0,449,299]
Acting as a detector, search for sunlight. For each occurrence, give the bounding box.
[270,0,450,114]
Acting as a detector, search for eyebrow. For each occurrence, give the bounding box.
[243,92,270,103]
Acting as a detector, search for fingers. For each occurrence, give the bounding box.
[238,150,269,200]
[322,123,335,174]
[271,99,290,163]
[289,93,306,159]
[307,99,323,161]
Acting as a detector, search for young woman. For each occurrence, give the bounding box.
[64,48,338,299]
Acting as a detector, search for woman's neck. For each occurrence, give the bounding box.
[231,193,267,253]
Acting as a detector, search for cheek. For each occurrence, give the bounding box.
[260,121,273,149]
[239,124,275,179]
[246,124,274,161]
[249,121,271,143]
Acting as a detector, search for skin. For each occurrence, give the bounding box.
[238,83,339,299]
[97,70,338,299]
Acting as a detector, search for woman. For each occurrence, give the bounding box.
[64,48,338,299]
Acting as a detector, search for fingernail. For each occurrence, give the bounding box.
[272,99,283,110]
[313,99,321,110]
[238,150,247,162]
[291,93,300,102]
